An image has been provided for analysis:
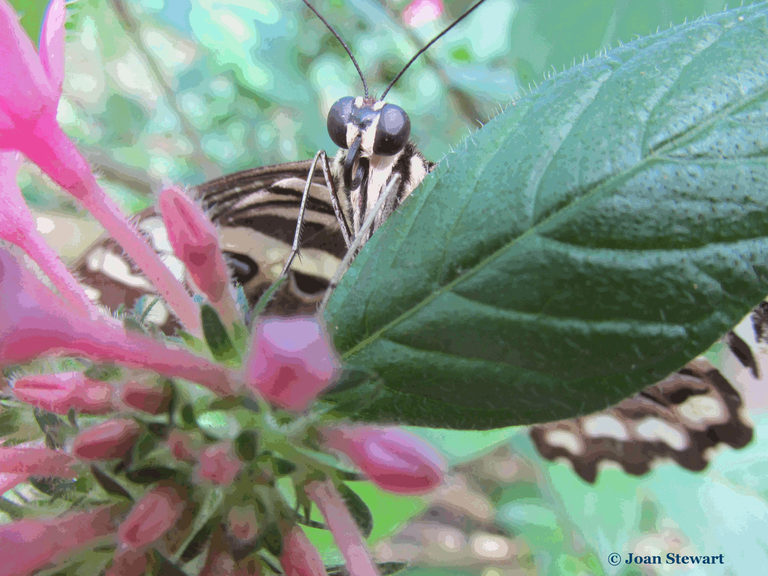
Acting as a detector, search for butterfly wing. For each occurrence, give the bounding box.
[530,329,757,483]
[73,160,348,332]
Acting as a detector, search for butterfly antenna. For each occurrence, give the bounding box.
[301,0,369,98]
[381,0,489,99]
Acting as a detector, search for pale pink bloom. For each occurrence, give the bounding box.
[0,506,117,576]
[117,486,185,550]
[245,317,341,411]
[195,442,242,486]
[71,419,141,461]
[159,187,235,316]
[0,151,97,315]
[403,0,444,27]
[13,372,114,415]
[226,506,259,545]
[0,249,238,396]
[0,446,77,495]
[118,379,173,414]
[167,430,199,462]
[321,426,446,494]
[0,0,201,332]
[280,525,331,576]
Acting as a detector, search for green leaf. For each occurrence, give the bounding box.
[326,3,768,429]
[336,483,374,538]
[201,304,241,365]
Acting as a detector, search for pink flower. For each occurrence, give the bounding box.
[403,0,444,27]
[195,442,242,486]
[0,0,64,150]
[0,506,117,576]
[245,317,341,411]
[0,152,97,315]
[167,430,199,462]
[159,187,234,312]
[118,380,173,414]
[117,486,185,550]
[0,0,201,332]
[0,248,238,396]
[321,426,446,494]
[280,526,330,576]
[0,445,77,495]
[71,419,141,461]
[13,372,114,415]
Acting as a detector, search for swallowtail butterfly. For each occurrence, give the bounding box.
[70,0,756,483]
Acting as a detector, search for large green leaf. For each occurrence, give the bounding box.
[325,3,768,429]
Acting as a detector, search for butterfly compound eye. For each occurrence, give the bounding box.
[327,96,355,148]
[373,103,411,156]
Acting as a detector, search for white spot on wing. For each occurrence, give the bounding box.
[544,429,585,455]
[635,418,688,451]
[582,414,630,440]
[36,217,56,234]
[87,247,153,290]
[677,396,726,425]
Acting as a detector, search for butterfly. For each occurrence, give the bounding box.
[70,0,756,484]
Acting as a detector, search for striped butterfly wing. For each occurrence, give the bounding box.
[531,325,758,483]
[74,160,347,334]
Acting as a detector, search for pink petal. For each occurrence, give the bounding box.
[119,380,173,414]
[0,506,117,576]
[245,317,341,411]
[0,447,77,477]
[0,249,237,396]
[195,442,242,486]
[322,426,446,494]
[159,187,229,303]
[0,151,35,244]
[279,526,330,576]
[117,486,185,550]
[0,0,57,139]
[39,0,67,96]
[72,419,141,461]
[13,372,115,415]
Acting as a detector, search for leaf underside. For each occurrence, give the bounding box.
[325,3,768,430]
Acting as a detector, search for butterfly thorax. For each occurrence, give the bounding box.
[327,96,432,242]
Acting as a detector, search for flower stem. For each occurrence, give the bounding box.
[306,479,380,576]
[22,230,100,318]
[21,116,201,334]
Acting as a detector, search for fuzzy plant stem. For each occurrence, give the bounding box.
[306,479,380,576]
[20,116,202,334]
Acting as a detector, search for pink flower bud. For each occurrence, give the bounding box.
[321,426,446,494]
[119,380,173,414]
[0,506,117,576]
[72,419,141,461]
[195,442,242,486]
[117,486,184,551]
[280,526,330,576]
[159,187,230,304]
[0,446,77,493]
[13,372,114,415]
[167,430,199,462]
[226,506,259,545]
[245,317,341,411]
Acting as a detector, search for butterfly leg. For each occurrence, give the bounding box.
[280,150,353,278]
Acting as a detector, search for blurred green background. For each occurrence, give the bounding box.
[7,0,768,575]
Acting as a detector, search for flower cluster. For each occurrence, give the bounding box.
[0,2,446,575]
